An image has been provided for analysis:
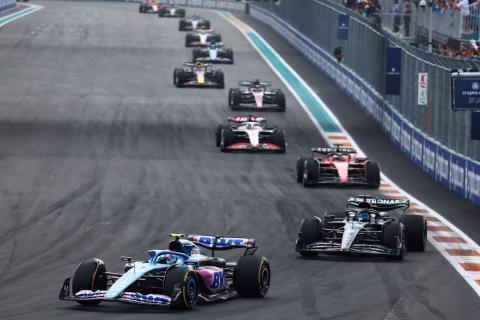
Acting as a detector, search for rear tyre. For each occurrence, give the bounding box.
[215,125,228,147]
[303,159,319,187]
[229,89,241,109]
[275,91,286,111]
[296,218,320,257]
[72,258,108,306]
[365,161,380,189]
[139,5,144,13]
[225,49,234,64]
[296,157,311,182]
[384,222,406,261]
[177,9,186,18]
[215,70,225,89]
[164,267,198,309]
[204,20,211,29]
[192,48,201,62]
[220,128,235,152]
[402,214,427,252]
[179,19,187,31]
[213,33,222,42]
[173,69,184,87]
[234,256,270,298]
[272,130,286,153]
[185,34,194,47]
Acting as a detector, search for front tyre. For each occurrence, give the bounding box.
[365,161,380,188]
[402,214,427,252]
[234,256,270,298]
[296,156,310,183]
[296,218,320,257]
[72,258,108,306]
[384,222,406,261]
[164,267,198,309]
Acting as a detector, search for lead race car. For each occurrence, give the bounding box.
[192,42,234,64]
[185,28,221,47]
[158,5,185,17]
[295,195,427,260]
[173,62,224,88]
[59,234,270,309]
[216,115,286,153]
[229,80,286,111]
[139,0,161,13]
[179,15,211,31]
[297,145,380,188]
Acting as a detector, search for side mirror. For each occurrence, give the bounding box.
[121,256,133,262]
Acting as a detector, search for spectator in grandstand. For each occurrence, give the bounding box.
[392,0,402,33]
[457,0,471,32]
[404,0,412,36]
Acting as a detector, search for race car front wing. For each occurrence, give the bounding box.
[59,277,179,307]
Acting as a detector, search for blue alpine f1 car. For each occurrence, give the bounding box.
[59,233,270,309]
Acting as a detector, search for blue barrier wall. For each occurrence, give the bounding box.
[0,0,16,13]
[250,5,480,206]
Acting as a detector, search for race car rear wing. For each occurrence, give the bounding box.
[347,195,410,211]
[311,147,357,154]
[183,62,212,68]
[228,115,267,124]
[188,235,257,256]
[239,80,272,87]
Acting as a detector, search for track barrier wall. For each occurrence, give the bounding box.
[0,0,16,13]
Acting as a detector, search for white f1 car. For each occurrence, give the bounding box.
[158,5,185,17]
[186,28,221,47]
[215,116,286,153]
[192,42,234,64]
[229,80,286,111]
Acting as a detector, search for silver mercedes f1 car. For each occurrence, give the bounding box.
[295,195,427,260]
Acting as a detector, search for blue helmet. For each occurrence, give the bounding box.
[353,210,370,223]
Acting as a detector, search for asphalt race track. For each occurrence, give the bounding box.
[0,1,479,319]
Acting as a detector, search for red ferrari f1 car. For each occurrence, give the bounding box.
[296,146,380,188]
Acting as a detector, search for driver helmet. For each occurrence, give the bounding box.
[157,254,177,265]
[353,210,371,223]
[253,79,261,86]
[195,61,204,67]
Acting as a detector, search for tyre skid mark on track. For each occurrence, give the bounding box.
[220,11,480,297]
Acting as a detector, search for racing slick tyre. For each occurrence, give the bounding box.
[225,49,234,64]
[72,258,108,306]
[215,70,225,89]
[383,222,406,261]
[204,20,211,29]
[213,33,222,42]
[296,156,311,182]
[220,128,235,152]
[296,218,321,257]
[272,130,286,153]
[215,125,228,147]
[177,9,186,17]
[401,214,427,252]
[275,91,286,111]
[173,69,185,88]
[192,48,202,61]
[139,5,145,13]
[164,267,198,310]
[303,159,319,187]
[228,89,241,109]
[179,19,187,31]
[365,161,380,188]
[234,256,270,298]
[185,34,194,47]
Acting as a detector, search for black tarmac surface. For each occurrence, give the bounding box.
[0,1,479,319]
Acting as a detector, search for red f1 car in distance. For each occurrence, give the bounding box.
[139,0,161,13]
[296,146,380,188]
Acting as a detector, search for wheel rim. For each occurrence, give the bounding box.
[259,264,270,296]
[185,276,197,305]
